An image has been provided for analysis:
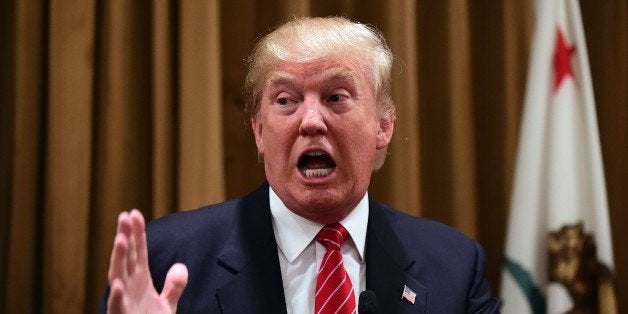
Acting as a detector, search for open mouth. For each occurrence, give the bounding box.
[298,151,336,178]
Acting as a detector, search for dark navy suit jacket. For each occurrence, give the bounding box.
[100,183,500,313]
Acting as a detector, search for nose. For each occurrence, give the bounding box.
[299,100,328,136]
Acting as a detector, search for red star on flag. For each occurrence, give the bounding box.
[553,27,576,91]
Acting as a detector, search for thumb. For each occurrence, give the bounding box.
[161,263,189,310]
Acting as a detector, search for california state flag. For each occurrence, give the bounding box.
[500,0,616,313]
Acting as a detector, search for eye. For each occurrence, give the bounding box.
[274,93,297,106]
[328,94,342,102]
[271,93,300,115]
[326,93,348,103]
[277,97,290,105]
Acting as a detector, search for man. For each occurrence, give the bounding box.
[101,17,500,313]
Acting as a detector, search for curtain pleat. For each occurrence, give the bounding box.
[220,0,277,200]
[3,1,45,313]
[370,0,422,217]
[446,0,478,237]
[581,3,628,313]
[1,0,626,313]
[151,0,176,219]
[87,1,154,312]
[177,0,225,211]
[43,0,96,312]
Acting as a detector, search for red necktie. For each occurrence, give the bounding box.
[315,223,356,314]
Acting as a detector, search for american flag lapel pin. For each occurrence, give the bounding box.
[401,285,416,304]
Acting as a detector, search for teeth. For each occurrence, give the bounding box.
[306,151,325,156]
[304,168,333,177]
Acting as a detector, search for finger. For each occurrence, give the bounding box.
[129,209,149,267]
[108,233,129,284]
[108,212,131,284]
[107,278,126,314]
[117,212,133,245]
[117,212,135,276]
[161,263,189,311]
[116,211,129,233]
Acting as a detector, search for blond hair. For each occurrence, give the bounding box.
[245,16,396,170]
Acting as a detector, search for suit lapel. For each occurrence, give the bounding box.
[366,201,427,313]
[215,184,287,314]
[212,187,429,313]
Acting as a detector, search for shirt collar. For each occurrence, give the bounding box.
[269,186,369,264]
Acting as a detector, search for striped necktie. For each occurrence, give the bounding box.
[315,223,356,314]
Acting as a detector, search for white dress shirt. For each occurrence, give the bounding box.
[269,187,368,314]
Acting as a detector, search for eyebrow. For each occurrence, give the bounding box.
[264,66,358,90]
[265,72,297,89]
[319,67,358,87]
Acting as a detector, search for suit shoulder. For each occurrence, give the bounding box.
[145,198,240,248]
[371,202,480,252]
[369,202,498,312]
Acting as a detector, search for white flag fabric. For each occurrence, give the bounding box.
[500,0,616,313]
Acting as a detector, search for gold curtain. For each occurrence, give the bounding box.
[1,0,625,313]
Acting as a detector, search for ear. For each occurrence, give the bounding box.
[251,115,264,155]
[376,116,394,149]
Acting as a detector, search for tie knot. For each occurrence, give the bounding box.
[316,223,349,251]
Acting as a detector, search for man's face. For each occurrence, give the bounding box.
[252,59,394,224]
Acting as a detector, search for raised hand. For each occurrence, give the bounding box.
[107,209,188,314]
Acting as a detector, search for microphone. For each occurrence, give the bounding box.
[358,290,377,313]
